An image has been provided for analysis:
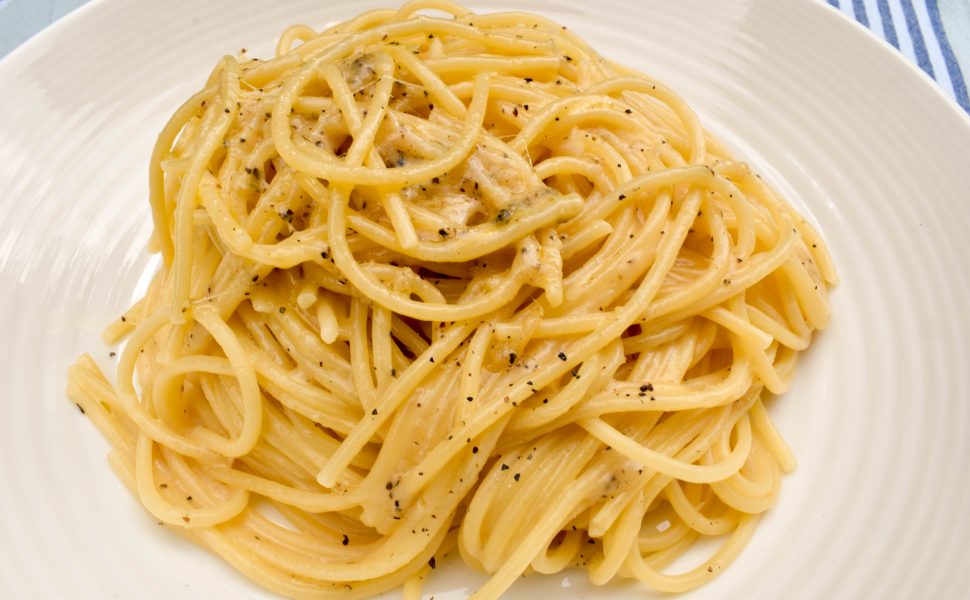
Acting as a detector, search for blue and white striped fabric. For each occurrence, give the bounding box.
[825,0,970,113]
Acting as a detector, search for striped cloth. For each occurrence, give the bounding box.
[825,0,970,112]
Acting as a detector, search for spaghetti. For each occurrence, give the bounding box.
[67,1,836,598]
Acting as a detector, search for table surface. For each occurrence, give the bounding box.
[1,0,968,113]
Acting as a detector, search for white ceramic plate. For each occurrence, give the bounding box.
[2,0,969,598]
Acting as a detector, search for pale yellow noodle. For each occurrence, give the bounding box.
[68,2,835,599]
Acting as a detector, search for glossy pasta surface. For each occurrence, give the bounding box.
[68,2,836,597]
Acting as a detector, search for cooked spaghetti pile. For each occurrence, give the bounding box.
[68,2,836,598]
